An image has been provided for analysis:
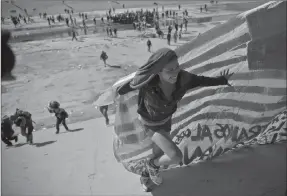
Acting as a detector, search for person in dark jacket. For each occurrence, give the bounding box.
[167,33,171,45]
[1,115,18,146]
[147,39,152,52]
[72,29,78,41]
[100,51,108,67]
[113,28,118,37]
[117,48,233,191]
[11,109,34,144]
[47,101,70,134]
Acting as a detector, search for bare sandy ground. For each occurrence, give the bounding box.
[2,116,286,196]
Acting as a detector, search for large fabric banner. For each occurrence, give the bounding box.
[95,1,287,175]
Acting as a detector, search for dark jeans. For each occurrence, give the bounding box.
[56,117,69,132]
[99,105,109,124]
[23,120,34,144]
[72,35,77,41]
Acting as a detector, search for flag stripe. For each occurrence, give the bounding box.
[173,99,285,125]
[190,56,247,74]
[180,33,251,70]
[120,85,286,112]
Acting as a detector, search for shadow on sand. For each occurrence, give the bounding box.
[59,128,84,134]
[33,140,57,147]
[151,143,286,196]
[8,143,28,148]
[106,64,122,69]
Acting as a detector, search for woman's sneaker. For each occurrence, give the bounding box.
[145,158,163,185]
[140,174,153,192]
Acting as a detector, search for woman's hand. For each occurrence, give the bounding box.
[220,69,234,86]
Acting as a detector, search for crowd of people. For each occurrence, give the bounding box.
[2,14,34,28]
[111,9,154,24]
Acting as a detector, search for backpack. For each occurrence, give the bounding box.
[57,108,68,119]
[16,109,32,120]
[62,110,69,118]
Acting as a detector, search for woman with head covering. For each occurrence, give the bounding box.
[117,48,233,191]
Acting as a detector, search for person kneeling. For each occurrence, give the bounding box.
[1,115,18,147]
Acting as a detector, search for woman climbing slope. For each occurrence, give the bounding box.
[116,48,233,191]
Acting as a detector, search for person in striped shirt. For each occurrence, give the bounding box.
[117,48,233,191]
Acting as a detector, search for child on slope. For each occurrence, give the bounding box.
[47,101,70,134]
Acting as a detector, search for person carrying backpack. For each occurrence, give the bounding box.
[100,51,108,67]
[47,101,70,134]
[12,108,34,144]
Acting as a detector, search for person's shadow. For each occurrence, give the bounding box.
[106,63,121,69]
[59,128,84,134]
[10,143,27,148]
[33,140,57,147]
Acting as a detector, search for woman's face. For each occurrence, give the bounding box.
[158,59,180,84]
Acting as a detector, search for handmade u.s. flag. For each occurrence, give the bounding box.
[95,1,287,175]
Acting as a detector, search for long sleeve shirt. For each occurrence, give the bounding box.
[118,70,228,124]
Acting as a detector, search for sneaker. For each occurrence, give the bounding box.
[140,175,153,192]
[6,143,13,147]
[145,159,163,185]
[160,165,169,171]
[55,131,59,134]
[29,135,33,145]
[105,118,109,125]
[27,135,33,145]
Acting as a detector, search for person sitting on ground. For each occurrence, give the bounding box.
[100,51,108,67]
[116,48,233,192]
[47,101,70,134]
[12,108,34,144]
[1,115,18,147]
